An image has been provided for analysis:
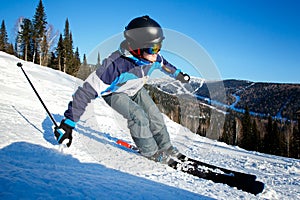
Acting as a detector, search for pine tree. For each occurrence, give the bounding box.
[61,21,81,76]
[83,54,87,66]
[252,119,259,151]
[291,126,300,158]
[6,43,15,55]
[56,34,64,71]
[241,106,255,150]
[263,116,273,153]
[48,52,58,70]
[77,53,91,80]
[63,18,74,74]
[96,52,101,68]
[73,47,81,74]
[271,121,280,155]
[18,18,34,61]
[0,20,9,52]
[32,0,47,64]
[221,112,236,145]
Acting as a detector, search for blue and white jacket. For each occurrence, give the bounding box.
[64,43,182,122]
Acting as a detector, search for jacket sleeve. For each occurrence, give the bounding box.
[157,55,181,78]
[64,67,108,122]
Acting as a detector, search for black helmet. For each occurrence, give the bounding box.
[124,16,165,56]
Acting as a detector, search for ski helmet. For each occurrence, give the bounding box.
[124,15,165,57]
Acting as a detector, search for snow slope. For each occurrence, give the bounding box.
[0,51,299,199]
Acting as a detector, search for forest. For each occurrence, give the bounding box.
[146,84,300,159]
[0,0,95,80]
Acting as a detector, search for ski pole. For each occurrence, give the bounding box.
[17,62,58,128]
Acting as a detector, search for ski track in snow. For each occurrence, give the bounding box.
[0,52,299,199]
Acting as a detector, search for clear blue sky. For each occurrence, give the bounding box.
[1,0,300,83]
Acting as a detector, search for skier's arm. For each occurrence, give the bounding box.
[64,69,107,122]
[158,55,190,83]
[64,79,98,122]
[55,68,107,147]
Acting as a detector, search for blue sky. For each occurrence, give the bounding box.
[1,0,300,83]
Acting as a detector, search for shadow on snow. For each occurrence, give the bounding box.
[0,142,212,200]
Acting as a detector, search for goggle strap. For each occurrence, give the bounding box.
[128,45,142,58]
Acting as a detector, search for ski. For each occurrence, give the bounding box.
[176,153,257,182]
[168,158,264,195]
[116,139,264,195]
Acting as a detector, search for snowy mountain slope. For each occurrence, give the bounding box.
[0,51,299,199]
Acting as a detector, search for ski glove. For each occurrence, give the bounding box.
[54,118,75,147]
[176,72,190,83]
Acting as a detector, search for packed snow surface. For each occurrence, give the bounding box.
[0,52,299,199]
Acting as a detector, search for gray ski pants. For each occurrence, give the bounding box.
[103,87,172,157]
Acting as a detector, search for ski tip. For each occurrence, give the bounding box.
[249,181,265,195]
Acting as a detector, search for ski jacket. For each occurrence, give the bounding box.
[64,43,182,122]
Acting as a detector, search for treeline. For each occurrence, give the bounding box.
[0,0,97,80]
[221,107,300,159]
[146,84,300,159]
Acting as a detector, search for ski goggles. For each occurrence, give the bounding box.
[142,43,162,54]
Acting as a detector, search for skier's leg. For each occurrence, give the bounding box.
[132,88,172,151]
[103,92,158,157]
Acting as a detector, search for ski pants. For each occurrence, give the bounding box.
[103,87,172,157]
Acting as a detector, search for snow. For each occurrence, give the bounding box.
[0,51,299,199]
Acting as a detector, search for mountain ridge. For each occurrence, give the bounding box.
[149,77,300,120]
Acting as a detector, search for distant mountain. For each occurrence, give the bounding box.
[149,78,300,120]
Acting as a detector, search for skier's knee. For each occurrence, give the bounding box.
[131,108,149,127]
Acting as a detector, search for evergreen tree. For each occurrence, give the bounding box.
[0,20,9,52]
[263,116,273,153]
[77,53,91,80]
[241,106,255,150]
[73,47,81,74]
[62,22,80,76]
[96,52,101,68]
[83,54,87,66]
[291,126,300,158]
[48,52,58,70]
[18,18,34,61]
[271,121,281,155]
[6,43,15,55]
[63,18,74,74]
[56,34,64,71]
[32,0,47,64]
[252,119,259,151]
[221,111,236,145]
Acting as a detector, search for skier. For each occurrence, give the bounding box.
[54,15,190,164]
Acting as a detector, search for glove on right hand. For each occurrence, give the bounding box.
[54,119,75,147]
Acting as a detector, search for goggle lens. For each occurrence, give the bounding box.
[143,43,161,54]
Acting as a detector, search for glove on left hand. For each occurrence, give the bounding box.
[54,119,75,147]
[176,72,190,83]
